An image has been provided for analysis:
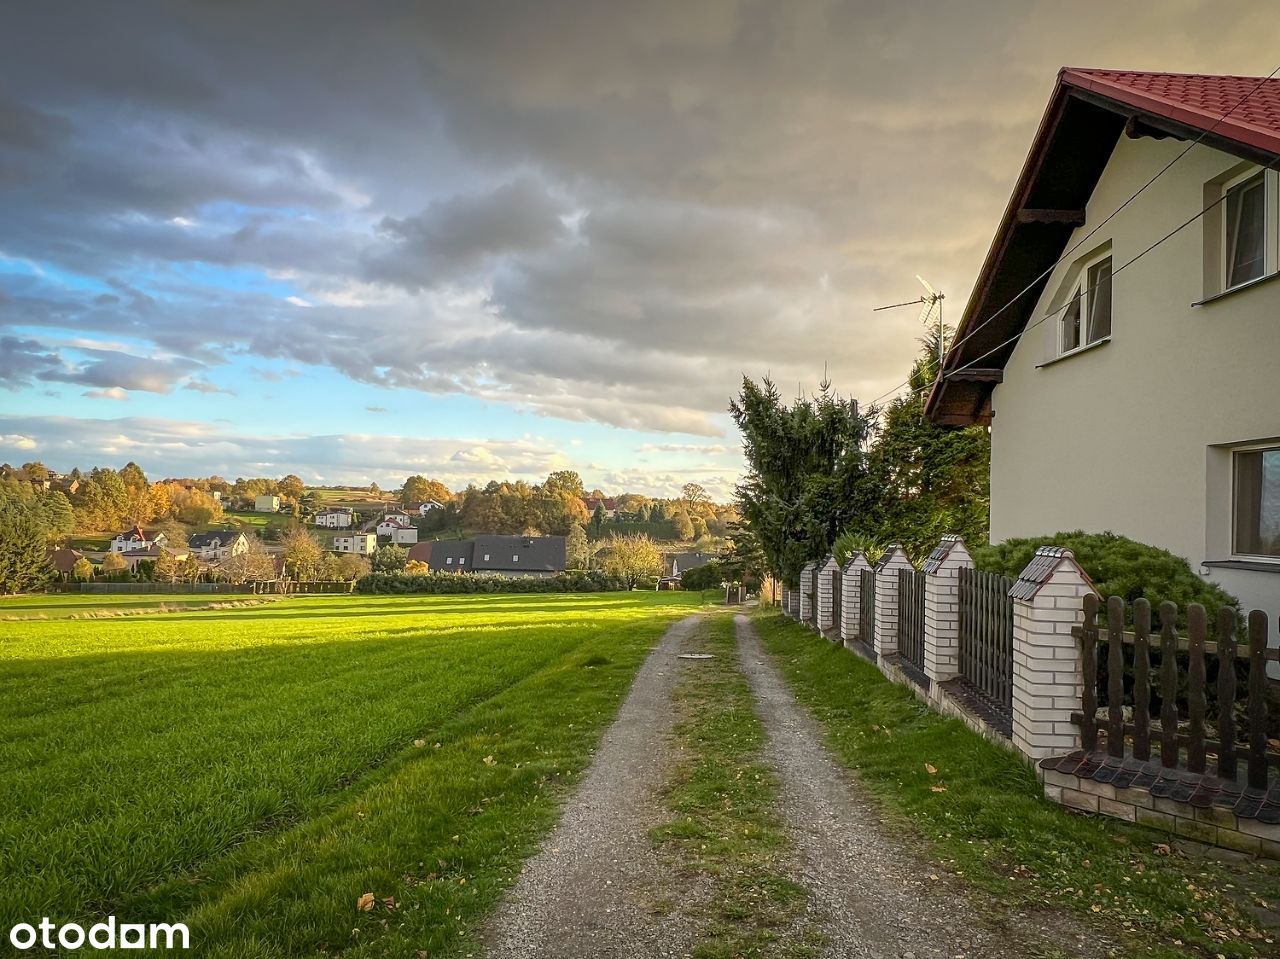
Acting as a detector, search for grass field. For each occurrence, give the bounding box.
[1,591,704,956]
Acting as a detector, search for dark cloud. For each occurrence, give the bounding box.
[0,0,1274,444]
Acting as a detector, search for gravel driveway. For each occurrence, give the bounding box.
[483,613,705,959]
[734,613,1113,959]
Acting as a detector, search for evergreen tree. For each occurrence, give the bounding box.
[0,500,55,593]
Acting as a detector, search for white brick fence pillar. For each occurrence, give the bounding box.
[781,585,794,618]
[873,545,913,659]
[840,552,872,644]
[799,561,817,625]
[816,555,839,633]
[922,535,973,684]
[1010,547,1097,761]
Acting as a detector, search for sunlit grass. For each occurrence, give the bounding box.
[0,591,703,955]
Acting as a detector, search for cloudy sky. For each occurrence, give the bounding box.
[0,2,1273,499]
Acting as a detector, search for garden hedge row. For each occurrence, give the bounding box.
[355,570,629,594]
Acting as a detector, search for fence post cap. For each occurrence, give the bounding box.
[841,551,870,572]
[922,534,972,573]
[875,543,911,570]
[820,554,840,571]
[1009,545,1097,600]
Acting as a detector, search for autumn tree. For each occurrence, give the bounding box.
[280,525,324,580]
[401,475,452,505]
[219,538,275,583]
[670,509,695,541]
[566,523,591,570]
[21,461,49,481]
[277,474,306,502]
[72,556,95,581]
[543,470,585,500]
[100,552,128,577]
[601,533,663,589]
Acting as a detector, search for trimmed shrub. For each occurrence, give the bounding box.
[356,569,628,595]
[971,530,1240,625]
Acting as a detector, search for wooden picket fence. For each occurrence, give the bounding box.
[858,568,876,647]
[1076,594,1278,788]
[897,567,927,675]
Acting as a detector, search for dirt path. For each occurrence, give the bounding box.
[733,613,1112,959]
[483,614,705,959]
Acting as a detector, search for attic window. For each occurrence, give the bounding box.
[483,553,490,561]
[1225,171,1266,290]
[512,554,519,562]
[1059,253,1112,355]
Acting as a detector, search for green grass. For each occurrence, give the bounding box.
[653,614,818,958]
[1,591,705,956]
[755,611,1280,958]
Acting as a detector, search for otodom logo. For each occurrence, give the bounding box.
[8,917,190,951]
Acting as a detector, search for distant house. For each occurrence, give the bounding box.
[333,532,376,555]
[584,497,618,519]
[254,494,281,513]
[429,535,566,578]
[188,531,249,562]
[405,500,445,516]
[46,546,86,577]
[669,551,714,578]
[376,518,419,544]
[121,544,190,572]
[406,541,434,566]
[314,507,355,528]
[382,509,412,524]
[109,526,168,553]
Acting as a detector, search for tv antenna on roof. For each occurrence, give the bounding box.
[874,275,946,371]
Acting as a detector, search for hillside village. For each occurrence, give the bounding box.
[0,462,735,591]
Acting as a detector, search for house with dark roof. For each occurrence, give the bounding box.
[925,67,1280,634]
[109,526,167,553]
[429,535,566,578]
[668,551,714,578]
[188,531,249,562]
[46,546,86,577]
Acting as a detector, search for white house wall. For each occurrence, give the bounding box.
[990,134,1279,632]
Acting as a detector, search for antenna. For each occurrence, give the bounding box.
[874,276,946,377]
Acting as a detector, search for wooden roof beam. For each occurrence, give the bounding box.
[1015,208,1086,226]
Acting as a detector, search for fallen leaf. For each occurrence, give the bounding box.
[483,755,497,767]
[357,893,376,912]
[382,897,397,910]
[413,739,426,748]
[1153,843,1171,856]
[925,763,938,775]
[930,785,948,793]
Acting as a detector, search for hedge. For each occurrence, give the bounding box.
[355,570,629,594]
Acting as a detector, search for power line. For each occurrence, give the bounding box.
[866,66,1280,408]
[945,154,1280,382]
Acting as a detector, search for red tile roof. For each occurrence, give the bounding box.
[1062,68,1280,156]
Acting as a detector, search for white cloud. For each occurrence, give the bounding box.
[82,387,129,401]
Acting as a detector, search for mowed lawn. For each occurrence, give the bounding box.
[0,591,703,956]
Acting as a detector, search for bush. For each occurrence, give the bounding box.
[971,530,1240,629]
[678,561,723,591]
[355,569,628,595]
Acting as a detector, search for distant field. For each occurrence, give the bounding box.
[0,591,705,956]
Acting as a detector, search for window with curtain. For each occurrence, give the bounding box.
[1059,253,1111,355]
[1234,446,1280,558]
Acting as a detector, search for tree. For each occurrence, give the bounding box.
[670,509,695,541]
[120,461,149,492]
[600,533,663,589]
[681,482,712,514]
[280,525,324,580]
[543,470,585,499]
[335,553,372,580]
[372,544,408,574]
[218,538,275,584]
[401,475,452,505]
[21,461,48,482]
[278,474,306,502]
[592,502,606,533]
[100,552,128,577]
[0,500,56,593]
[72,556,95,581]
[36,491,75,540]
[680,560,724,591]
[179,555,202,583]
[730,375,876,587]
[566,523,591,570]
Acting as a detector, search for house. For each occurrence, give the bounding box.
[376,518,419,544]
[669,551,714,578]
[46,546,86,576]
[109,526,168,553]
[121,544,190,572]
[314,507,355,528]
[333,532,376,555]
[584,496,618,519]
[187,531,249,562]
[429,535,566,578]
[925,68,1280,634]
[382,509,412,524]
[405,500,445,516]
[406,541,434,566]
[254,494,281,513]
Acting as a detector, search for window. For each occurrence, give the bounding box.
[446,556,453,563]
[1234,446,1280,558]
[1059,253,1112,355]
[459,557,466,565]
[483,553,490,561]
[512,554,519,562]
[1224,171,1266,289]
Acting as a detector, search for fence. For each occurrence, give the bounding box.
[958,567,1015,716]
[780,536,1280,858]
[1076,594,1277,788]
[831,568,842,629]
[896,567,926,675]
